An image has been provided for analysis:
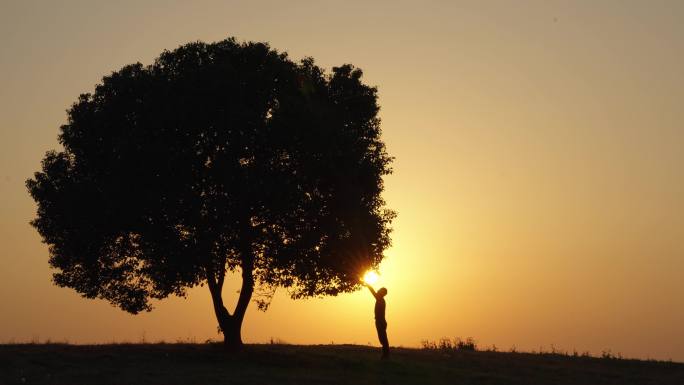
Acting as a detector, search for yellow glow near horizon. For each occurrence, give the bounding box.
[362,271,379,285]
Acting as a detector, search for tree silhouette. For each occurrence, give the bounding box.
[26,38,394,347]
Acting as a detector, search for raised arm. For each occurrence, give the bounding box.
[365,283,379,299]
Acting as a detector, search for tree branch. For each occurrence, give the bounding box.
[233,253,254,323]
[206,262,232,322]
[217,255,226,290]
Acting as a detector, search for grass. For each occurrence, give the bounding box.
[1,342,682,385]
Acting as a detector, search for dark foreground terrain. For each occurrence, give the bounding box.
[1,343,682,385]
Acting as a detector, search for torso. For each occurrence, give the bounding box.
[374,297,386,321]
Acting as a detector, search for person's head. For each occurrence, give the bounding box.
[378,287,388,297]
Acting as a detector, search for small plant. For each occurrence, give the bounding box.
[421,337,477,352]
[549,344,569,356]
[456,337,477,351]
[421,340,437,350]
[438,337,453,351]
[601,349,623,360]
[269,337,288,345]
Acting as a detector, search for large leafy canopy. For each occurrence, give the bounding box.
[27,38,394,313]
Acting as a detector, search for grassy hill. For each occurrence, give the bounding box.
[1,343,682,385]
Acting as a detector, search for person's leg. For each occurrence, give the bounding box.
[376,321,390,358]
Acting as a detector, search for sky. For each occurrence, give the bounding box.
[1,0,683,361]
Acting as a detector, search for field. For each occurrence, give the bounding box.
[1,343,682,385]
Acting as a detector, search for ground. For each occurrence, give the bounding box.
[1,343,682,385]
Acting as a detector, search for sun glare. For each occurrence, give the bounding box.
[363,270,379,285]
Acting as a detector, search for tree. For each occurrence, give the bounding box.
[26,38,394,347]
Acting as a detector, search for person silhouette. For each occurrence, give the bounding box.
[365,283,390,358]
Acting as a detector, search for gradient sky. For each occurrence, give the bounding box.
[1,0,683,361]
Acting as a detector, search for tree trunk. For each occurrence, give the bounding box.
[207,257,254,350]
[209,300,244,348]
[221,316,244,348]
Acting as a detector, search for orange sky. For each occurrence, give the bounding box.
[1,0,683,361]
